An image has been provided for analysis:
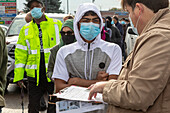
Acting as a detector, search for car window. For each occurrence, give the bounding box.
[7,18,27,36]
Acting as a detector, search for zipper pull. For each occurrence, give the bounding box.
[88,43,90,50]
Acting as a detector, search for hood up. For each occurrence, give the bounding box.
[74,3,103,51]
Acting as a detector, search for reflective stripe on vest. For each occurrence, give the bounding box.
[44,48,51,53]
[26,39,31,54]
[25,28,29,36]
[45,63,48,68]
[31,50,37,54]
[15,63,25,68]
[16,44,27,51]
[26,65,37,69]
[54,24,60,45]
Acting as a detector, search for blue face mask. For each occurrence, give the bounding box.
[121,21,126,25]
[129,17,138,35]
[31,7,43,19]
[80,22,100,41]
[111,20,114,25]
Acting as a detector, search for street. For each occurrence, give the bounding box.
[3,84,47,113]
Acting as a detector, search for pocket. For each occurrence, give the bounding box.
[26,69,36,78]
[25,34,33,40]
[27,54,36,62]
[26,55,37,78]
[25,35,38,50]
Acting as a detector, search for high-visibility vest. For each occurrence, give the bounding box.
[14,15,62,85]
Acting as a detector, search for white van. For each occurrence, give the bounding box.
[6,13,67,90]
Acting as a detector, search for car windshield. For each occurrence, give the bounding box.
[7,18,27,36]
[6,16,64,37]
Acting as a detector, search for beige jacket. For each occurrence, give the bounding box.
[103,8,170,113]
[0,27,7,107]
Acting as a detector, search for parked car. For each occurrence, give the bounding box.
[0,25,8,35]
[6,13,67,90]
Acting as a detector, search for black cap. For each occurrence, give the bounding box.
[27,0,44,8]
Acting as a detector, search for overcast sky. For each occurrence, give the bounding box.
[17,0,121,14]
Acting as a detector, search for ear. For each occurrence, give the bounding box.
[135,3,144,15]
[42,7,46,12]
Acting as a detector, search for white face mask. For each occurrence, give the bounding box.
[129,17,138,35]
[129,14,141,35]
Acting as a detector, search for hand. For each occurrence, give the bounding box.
[88,81,107,100]
[68,77,81,85]
[97,71,109,81]
[17,81,26,89]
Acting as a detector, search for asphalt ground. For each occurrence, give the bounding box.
[3,84,47,113]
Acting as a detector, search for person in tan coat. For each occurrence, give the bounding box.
[88,0,170,113]
[0,27,7,113]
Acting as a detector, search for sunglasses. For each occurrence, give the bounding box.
[60,31,74,36]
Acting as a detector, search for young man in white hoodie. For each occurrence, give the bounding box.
[52,3,122,92]
[52,3,122,112]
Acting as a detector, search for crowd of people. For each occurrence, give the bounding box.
[0,0,170,113]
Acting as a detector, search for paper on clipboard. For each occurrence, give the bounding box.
[53,86,104,103]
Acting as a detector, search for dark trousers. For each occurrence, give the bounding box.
[28,77,56,113]
[0,106,2,113]
[28,52,56,113]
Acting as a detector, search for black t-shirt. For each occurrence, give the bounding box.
[37,24,44,53]
[37,24,47,83]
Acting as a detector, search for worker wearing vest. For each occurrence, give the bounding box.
[13,0,62,113]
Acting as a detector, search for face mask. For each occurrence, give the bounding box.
[129,16,140,35]
[80,22,100,41]
[31,7,43,19]
[62,35,75,45]
[111,20,114,25]
[121,21,126,25]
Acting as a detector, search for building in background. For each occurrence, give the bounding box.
[101,11,128,19]
[0,0,17,26]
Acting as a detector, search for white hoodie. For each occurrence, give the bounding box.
[52,3,122,82]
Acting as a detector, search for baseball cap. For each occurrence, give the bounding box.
[27,0,44,8]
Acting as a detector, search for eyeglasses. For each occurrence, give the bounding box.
[60,31,74,36]
[79,18,100,24]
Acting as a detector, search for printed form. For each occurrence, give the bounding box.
[54,86,104,103]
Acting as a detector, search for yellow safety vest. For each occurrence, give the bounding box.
[14,15,62,85]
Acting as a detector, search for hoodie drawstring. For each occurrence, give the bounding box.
[84,43,94,80]
[84,50,88,80]
[89,50,94,80]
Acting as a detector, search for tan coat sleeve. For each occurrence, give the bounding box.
[0,27,7,107]
[103,32,170,111]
